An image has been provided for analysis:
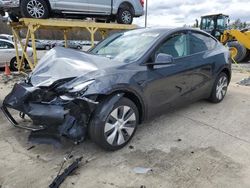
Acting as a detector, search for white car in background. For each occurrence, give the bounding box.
[0,39,33,71]
[0,34,14,41]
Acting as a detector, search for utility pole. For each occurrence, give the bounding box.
[145,0,148,28]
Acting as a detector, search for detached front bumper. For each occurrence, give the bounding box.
[1,83,96,144]
[1,105,46,131]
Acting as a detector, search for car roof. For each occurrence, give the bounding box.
[129,27,217,40]
[136,27,208,34]
[0,34,12,37]
[0,39,13,44]
[0,39,14,45]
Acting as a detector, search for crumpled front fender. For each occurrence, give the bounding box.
[3,83,38,111]
[2,82,97,144]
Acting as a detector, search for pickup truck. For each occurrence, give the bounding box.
[0,0,144,24]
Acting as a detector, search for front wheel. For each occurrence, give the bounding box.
[227,41,247,62]
[89,97,139,151]
[209,72,229,103]
[21,0,49,19]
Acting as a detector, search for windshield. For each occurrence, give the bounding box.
[217,16,228,30]
[90,30,160,63]
[201,17,215,31]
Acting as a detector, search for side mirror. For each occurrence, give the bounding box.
[154,53,174,65]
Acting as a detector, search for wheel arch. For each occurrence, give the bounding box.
[118,1,135,15]
[220,68,231,82]
[96,89,145,124]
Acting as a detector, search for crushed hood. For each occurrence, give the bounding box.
[30,47,115,87]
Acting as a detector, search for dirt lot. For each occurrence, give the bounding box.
[0,66,250,188]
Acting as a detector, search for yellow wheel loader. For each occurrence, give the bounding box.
[200,14,250,62]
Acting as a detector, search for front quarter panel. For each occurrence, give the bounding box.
[83,69,144,97]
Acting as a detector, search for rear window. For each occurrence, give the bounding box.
[189,33,217,54]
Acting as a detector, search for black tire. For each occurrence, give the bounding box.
[10,57,28,71]
[21,0,49,19]
[208,72,229,103]
[8,13,19,22]
[117,6,134,24]
[89,97,139,151]
[227,41,247,62]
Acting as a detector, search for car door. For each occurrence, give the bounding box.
[0,41,5,65]
[88,0,112,14]
[0,41,14,66]
[186,31,217,100]
[54,0,89,12]
[143,32,195,117]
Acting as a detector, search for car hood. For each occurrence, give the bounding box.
[30,47,116,87]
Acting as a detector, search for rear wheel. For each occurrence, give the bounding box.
[227,41,247,62]
[117,5,134,24]
[209,72,229,103]
[21,0,49,19]
[89,97,139,151]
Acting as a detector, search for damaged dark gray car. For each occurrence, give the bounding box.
[1,28,231,150]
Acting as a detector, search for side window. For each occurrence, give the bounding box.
[0,41,6,49]
[6,41,14,48]
[155,33,188,58]
[189,33,217,54]
[0,41,14,49]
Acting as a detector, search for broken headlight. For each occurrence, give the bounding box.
[60,80,95,100]
[69,80,95,93]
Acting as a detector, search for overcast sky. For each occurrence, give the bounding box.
[134,0,250,27]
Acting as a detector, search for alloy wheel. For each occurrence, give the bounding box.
[27,0,45,18]
[104,105,136,146]
[12,59,25,71]
[216,75,228,100]
[121,11,132,24]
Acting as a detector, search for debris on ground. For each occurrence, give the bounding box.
[129,145,134,149]
[196,167,201,171]
[177,138,182,142]
[133,167,153,174]
[27,145,36,151]
[49,157,83,188]
[237,77,250,86]
[1,74,14,84]
[0,73,25,84]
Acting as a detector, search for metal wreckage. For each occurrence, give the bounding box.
[1,47,126,145]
